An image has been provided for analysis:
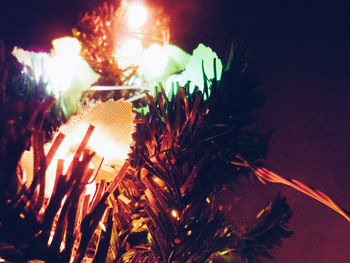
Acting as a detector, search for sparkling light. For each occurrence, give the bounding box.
[60,240,65,253]
[140,43,168,80]
[119,38,143,57]
[171,209,179,220]
[117,38,143,69]
[19,99,135,198]
[127,4,148,30]
[52,37,81,57]
[12,37,99,112]
[100,222,107,232]
[46,55,74,96]
[45,37,94,98]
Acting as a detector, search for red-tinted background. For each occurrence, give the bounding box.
[1,0,350,262]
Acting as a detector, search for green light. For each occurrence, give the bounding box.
[165,44,223,96]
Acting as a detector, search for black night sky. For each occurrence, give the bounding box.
[1,0,350,262]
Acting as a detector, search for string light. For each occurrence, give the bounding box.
[117,38,143,69]
[46,37,83,97]
[126,3,148,30]
[140,43,169,80]
[119,38,143,58]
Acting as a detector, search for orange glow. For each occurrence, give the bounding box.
[19,99,135,198]
[107,1,170,83]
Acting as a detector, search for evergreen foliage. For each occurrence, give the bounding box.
[0,41,293,262]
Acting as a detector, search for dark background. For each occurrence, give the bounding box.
[1,0,350,262]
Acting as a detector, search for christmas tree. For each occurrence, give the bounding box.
[0,1,349,262]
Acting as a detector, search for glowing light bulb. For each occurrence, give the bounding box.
[140,43,168,80]
[52,37,81,57]
[45,55,74,96]
[44,38,84,97]
[119,38,143,57]
[117,38,143,69]
[127,4,148,30]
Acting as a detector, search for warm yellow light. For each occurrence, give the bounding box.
[127,4,148,30]
[171,209,179,220]
[48,230,55,246]
[100,222,106,232]
[60,240,65,252]
[19,99,136,198]
[52,37,81,57]
[153,177,160,183]
[140,43,168,80]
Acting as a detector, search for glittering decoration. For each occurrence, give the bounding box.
[19,99,135,196]
[73,0,169,86]
[234,156,350,222]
